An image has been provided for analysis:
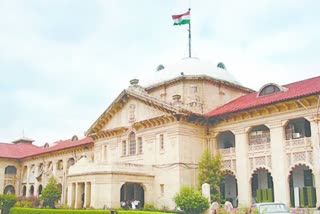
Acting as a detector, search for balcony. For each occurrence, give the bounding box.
[249,143,271,154]
[219,147,235,159]
[286,137,313,167]
[219,147,236,173]
[285,137,312,150]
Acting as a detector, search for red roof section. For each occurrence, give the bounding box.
[0,137,93,159]
[206,76,320,117]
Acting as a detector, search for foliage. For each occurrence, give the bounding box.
[15,196,41,208]
[11,207,177,214]
[40,176,62,208]
[236,205,250,214]
[197,149,222,201]
[174,186,209,214]
[143,203,156,210]
[0,193,17,214]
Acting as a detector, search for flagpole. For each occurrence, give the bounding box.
[188,8,191,58]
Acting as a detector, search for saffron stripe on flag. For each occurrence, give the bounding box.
[172,11,190,20]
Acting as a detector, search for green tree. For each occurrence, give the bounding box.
[40,176,61,208]
[198,148,222,201]
[174,186,209,214]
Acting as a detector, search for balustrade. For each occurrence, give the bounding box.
[285,137,312,149]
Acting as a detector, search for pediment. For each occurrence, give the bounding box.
[101,98,169,131]
[86,90,187,136]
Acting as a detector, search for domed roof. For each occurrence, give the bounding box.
[146,57,240,86]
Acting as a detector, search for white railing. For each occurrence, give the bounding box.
[285,137,312,149]
[249,143,271,152]
[219,147,235,156]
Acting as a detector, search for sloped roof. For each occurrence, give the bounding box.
[206,76,320,117]
[0,143,43,159]
[0,137,93,159]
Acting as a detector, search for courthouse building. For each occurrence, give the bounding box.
[0,57,319,209]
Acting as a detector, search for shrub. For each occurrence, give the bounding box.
[174,186,209,214]
[143,203,156,210]
[0,194,17,214]
[10,207,178,214]
[15,196,41,208]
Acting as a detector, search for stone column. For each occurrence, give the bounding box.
[53,160,57,177]
[74,182,79,208]
[234,128,251,206]
[211,133,218,155]
[310,117,320,203]
[0,164,5,194]
[85,182,91,208]
[61,160,68,204]
[90,183,97,208]
[26,165,30,197]
[67,183,73,208]
[269,121,290,205]
[34,165,39,197]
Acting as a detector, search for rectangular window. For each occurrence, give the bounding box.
[129,133,136,155]
[191,85,198,93]
[104,145,108,160]
[160,134,164,150]
[138,137,143,154]
[160,184,164,196]
[122,141,127,156]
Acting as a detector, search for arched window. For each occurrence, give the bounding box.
[258,83,284,97]
[68,158,75,168]
[57,160,63,170]
[5,166,17,175]
[129,132,136,155]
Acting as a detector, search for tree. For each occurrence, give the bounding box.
[174,186,209,214]
[198,148,222,201]
[40,176,61,208]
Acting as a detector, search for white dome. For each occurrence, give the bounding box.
[145,57,240,86]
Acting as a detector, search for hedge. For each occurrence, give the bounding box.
[10,207,176,214]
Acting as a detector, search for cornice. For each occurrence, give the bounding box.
[212,95,319,126]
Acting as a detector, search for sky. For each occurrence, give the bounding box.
[0,0,319,146]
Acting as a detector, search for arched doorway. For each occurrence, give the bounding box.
[220,172,238,207]
[3,185,15,194]
[30,185,34,196]
[38,185,43,195]
[22,186,27,196]
[251,168,274,203]
[120,183,144,208]
[289,165,316,208]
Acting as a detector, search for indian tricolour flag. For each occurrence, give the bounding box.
[172,10,190,25]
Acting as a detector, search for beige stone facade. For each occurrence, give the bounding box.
[1,58,319,209]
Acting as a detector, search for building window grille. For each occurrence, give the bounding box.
[129,132,136,155]
[160,134,164,150]
[138,137,143,154]
[122,141,127,156]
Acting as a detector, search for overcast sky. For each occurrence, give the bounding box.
[1,0,319,145]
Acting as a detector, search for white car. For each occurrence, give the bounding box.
[251,202,290,214]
